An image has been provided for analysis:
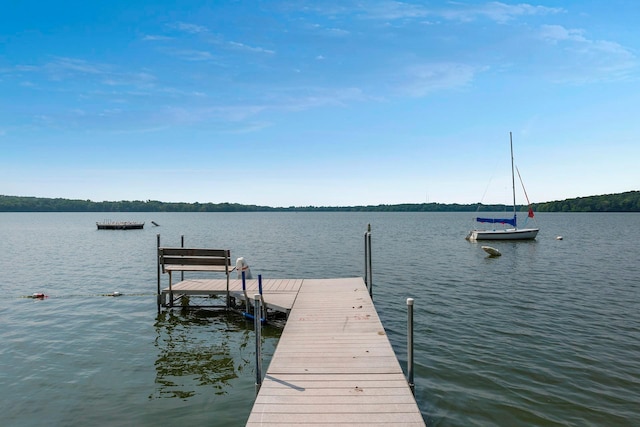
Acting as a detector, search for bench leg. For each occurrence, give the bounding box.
[169,271,173,308]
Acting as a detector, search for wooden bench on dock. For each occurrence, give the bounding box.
[158,247,235,307]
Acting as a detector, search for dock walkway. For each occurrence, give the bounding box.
[246,277,425,426]
[160,276,425,425]
[161,277,303,314]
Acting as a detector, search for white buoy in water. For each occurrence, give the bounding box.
[236,257,252,279]
[481,246,501,257]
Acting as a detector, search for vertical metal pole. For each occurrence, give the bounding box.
[180,234,185,282]
[254,294,262,394]
[157,234,161,312]
[367,224,373,299]
[407,298,415,395]
[242,270,247,311]
[364,227,368,286]
[258,274,266,322]
[510,131,516,223]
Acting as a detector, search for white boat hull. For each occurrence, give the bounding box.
[466,228,539,241]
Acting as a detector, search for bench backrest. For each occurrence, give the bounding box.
[158,247,231,273]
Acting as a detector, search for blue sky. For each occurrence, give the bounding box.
[1,1,638,206]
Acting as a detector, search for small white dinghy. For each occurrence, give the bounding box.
[482,246,501,257]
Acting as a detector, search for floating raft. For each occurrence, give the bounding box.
[96,221,144,230]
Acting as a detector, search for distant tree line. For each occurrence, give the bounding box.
[0,191,638,212]
[0,196,271,212]
[535,191,640,212]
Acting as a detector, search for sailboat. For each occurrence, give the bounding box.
[465,132,539,241]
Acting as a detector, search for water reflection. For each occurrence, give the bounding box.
[151,309,270,400]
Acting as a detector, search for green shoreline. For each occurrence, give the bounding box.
[1,191,639,213]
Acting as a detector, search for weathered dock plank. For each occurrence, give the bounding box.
[246,277,425,426]
[160,278,303,313]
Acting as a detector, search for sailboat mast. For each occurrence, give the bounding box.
[510,132,516,223]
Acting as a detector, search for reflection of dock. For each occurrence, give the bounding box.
[160,277,425,426]
[152,310,243,399]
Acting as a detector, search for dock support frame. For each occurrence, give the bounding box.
[364,224,373,299]
[254,294,263,394]
[156,234,161,313]
[407,297,415,394]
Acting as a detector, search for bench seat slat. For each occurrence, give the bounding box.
[162,256,231,266]
[164,265,234,272]
[160,248,229,257]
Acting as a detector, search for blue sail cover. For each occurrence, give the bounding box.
[475,216,517,227]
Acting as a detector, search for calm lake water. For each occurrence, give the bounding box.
[1,212,639,426]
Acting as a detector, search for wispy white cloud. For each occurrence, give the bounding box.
[538,24,586,43]
[228,41,275,55]
[213,105,267,121]
[168,22,209,34]
[34,114,56,127]
[44,57,107,78]
[162,88,207,98]
[156,31,276,59]
[97,108,124,117]
[438,1,563,23]
[101,72,156,87]
[222,121,273,134]
[143,34,173,41]
[15,65,39,72]
[2,55,214,131]
[155,86,368,129]
[161,48,215,61]
[109,125,172,135]
[363,1,430,20]
[303,23,351,39]
[325,27,350,37]
[160,104,266,126]
[8,57,135,90]
[272,87,369,111]
[33,59,167,94]
[310,1,562,23]
[537,24,637,83]
[398,63,483,97]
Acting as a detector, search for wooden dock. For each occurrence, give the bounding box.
[160,277,425,426]
[246,277,425,426]
[160,277,304,314]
